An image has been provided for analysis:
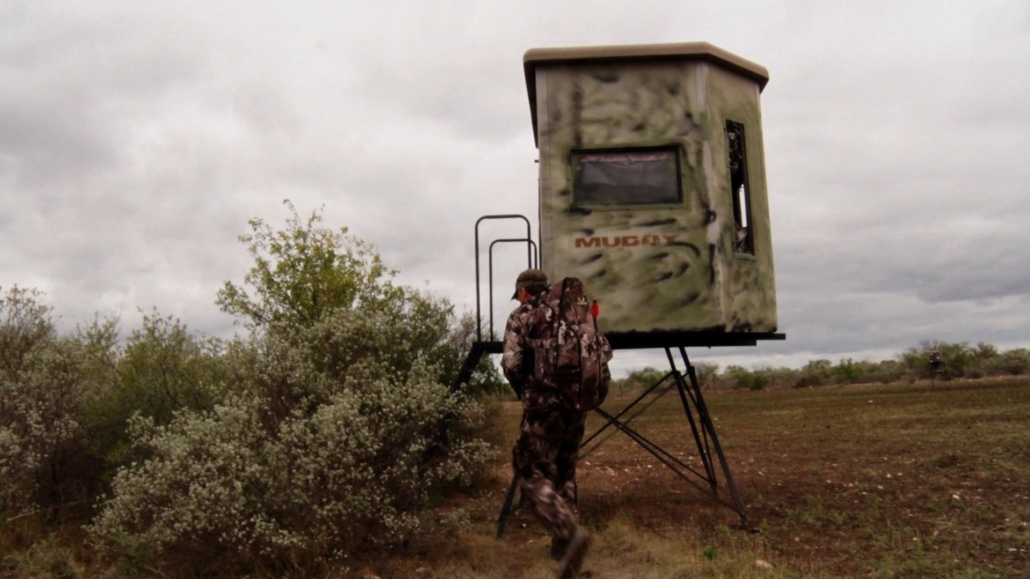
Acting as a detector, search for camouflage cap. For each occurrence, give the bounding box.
[512,268,548,299]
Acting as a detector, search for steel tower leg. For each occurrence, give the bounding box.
[495,346,750,537]
[678,347,749,527]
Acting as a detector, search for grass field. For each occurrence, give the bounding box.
[5,377,1028,578]
[351,376,1030,578]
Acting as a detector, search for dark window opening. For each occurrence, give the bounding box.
[725,121,755,255]
[572,147,681,206]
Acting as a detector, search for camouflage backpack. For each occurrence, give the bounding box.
[531,277,611,411]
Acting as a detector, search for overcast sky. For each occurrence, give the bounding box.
[2,0,1029,375]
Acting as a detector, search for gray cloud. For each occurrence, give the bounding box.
[1,0,1028,375]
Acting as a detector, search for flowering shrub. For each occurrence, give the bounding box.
[89,308,492,570]
[88,205,494,571]
[0,287,93,516]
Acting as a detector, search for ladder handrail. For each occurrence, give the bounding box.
[488,238,539,340]
[474,215,537,342]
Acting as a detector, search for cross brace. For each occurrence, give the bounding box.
[494,346,749,538]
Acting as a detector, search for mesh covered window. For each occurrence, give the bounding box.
[572,148,681,206]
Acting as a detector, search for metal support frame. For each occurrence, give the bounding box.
[494,346,749,538]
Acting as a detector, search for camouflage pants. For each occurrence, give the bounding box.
[512,403,587,543]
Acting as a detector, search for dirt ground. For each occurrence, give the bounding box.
[448,376,1030,578]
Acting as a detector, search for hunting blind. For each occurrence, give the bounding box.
[459,42,785,534]
[527,42,778,337]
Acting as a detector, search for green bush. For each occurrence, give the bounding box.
[768,366,801,388]
[88,310,491,571]
[610,367,667,396]
[607,363,718,395]
[901,341,974,380]
[722,365,767,390]
[438,312,507,398]
[748,372,767,391]
[87,203,493,571]
[693,362,719,390]
[794,359,832,388]
[870,359,906,384]
[81,312,228,477]
[0,287,97,518]
[981,348,1030,376]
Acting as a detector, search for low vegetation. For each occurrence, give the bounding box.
[1,203,1027,577]
[611,341,1030,395]
[1,203,500,576]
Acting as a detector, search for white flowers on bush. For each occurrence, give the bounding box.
[6,207,495,572]
[89,306,492,566]
[0,287,91,515]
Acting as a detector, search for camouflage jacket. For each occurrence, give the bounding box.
[502,297,613,410]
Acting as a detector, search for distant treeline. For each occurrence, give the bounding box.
[612,341,1030,394]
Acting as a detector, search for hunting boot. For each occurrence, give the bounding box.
[549,536,569,560]
[558,526,591,579]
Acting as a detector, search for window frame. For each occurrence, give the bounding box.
[724,120,756,256]
[569,145,685,210]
